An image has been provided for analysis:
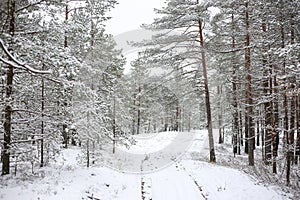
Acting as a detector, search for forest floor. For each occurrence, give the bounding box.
[0,130,295,200]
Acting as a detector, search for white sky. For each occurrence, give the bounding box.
[105,0,165,36]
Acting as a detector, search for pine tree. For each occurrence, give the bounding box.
[134,0,216,162]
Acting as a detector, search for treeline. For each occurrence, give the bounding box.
[0,0,126,175]
[132,0,300,186]
[212,0,300,186]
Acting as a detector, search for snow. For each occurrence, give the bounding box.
[0,148,140,200]
[102,131,195,173]
[146,165,205,200]
[181,161,284,200]
[117,131,178,154]
[0,130,290,200]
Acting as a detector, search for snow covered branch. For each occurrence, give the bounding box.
[0,39,51,74]
[15,0,46,13]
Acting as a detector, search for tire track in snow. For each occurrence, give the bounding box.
[176,162,208,200]
[141,176,152,200]
[137,131,207,200]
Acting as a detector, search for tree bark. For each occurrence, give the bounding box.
[269,68,277,173]
[231,13,238,155]
[137,86,141,135]
[273,66,280,162]
[244,1,254,166]
[40,77,45,167]
[2,66,13,175]
[198,19,216,162]
[261,20,271,165]
[218,85,223,144]
[64,5,68,48]
[2,0,15,176]
[245,114,248,154]
[112,95,116,154]
[279,12,290,185]
[232,72,238,155]
[296,94,300,164]
[256,111,260,146]
[289,85,296,164]
[87,139,90,168]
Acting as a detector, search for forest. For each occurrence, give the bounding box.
[0,0,299,196]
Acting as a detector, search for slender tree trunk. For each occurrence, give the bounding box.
[244,1,254,166]
[137,86,141,135]
[289,14,296,165]
[132,95,136,135]
[278,13,291,185]
[87,139,90,168]
[245,114,249,154]
[269,69,277,173]
[175,103,180,131]
[2,66,13,175]
[181,106,184,132]
[2,0,15,176]
[232,69,238,155]
[261,111,265,162]
[273,66,280,162]
[90,21,95,47]
[239,107,243,147]
[198,18,216,162]
[289,86,295,164]
[296,94,300,164]
[264,92,271,165]
[256,111,260,146]
[40,77,45,167]
[112,95,116,154]
[262,20,271,165]
[62,124,68,148]
[218,85,223,144]
[64,5,68,48]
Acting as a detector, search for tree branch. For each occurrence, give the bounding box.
[15,0,46,13]
[0,38,51,74]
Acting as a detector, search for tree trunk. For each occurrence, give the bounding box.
[261,113,265,162]
[87,139,90,168]
[198,18,216,163]
[273,66,280,162]
[2,0,15,176]
[262,21,271,165]
[90,21,95,47]
[218,85,223,144]
[64,5,68,48]
[132,95,136,135]
[112,95,116,154]
[269,69,277,173]
[239,108,243,147]
[279,14,290,185]
[231,13,238,154]
[245,114,248,154]
[62,124,68,148]
[295,94,300,164]
[40,77,45,167]
[289,85,295,164]
[137,86,141,135]
[232,71,238,156]
[2,66,13,175]
[244,1,254,166]
[256,111,260,146]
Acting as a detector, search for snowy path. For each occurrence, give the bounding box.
[144,165,206,200]
[102,131,195,173]
[0,130,290,200]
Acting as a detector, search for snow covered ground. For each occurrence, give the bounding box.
[0,130,292,200]
[101,131,195,173]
